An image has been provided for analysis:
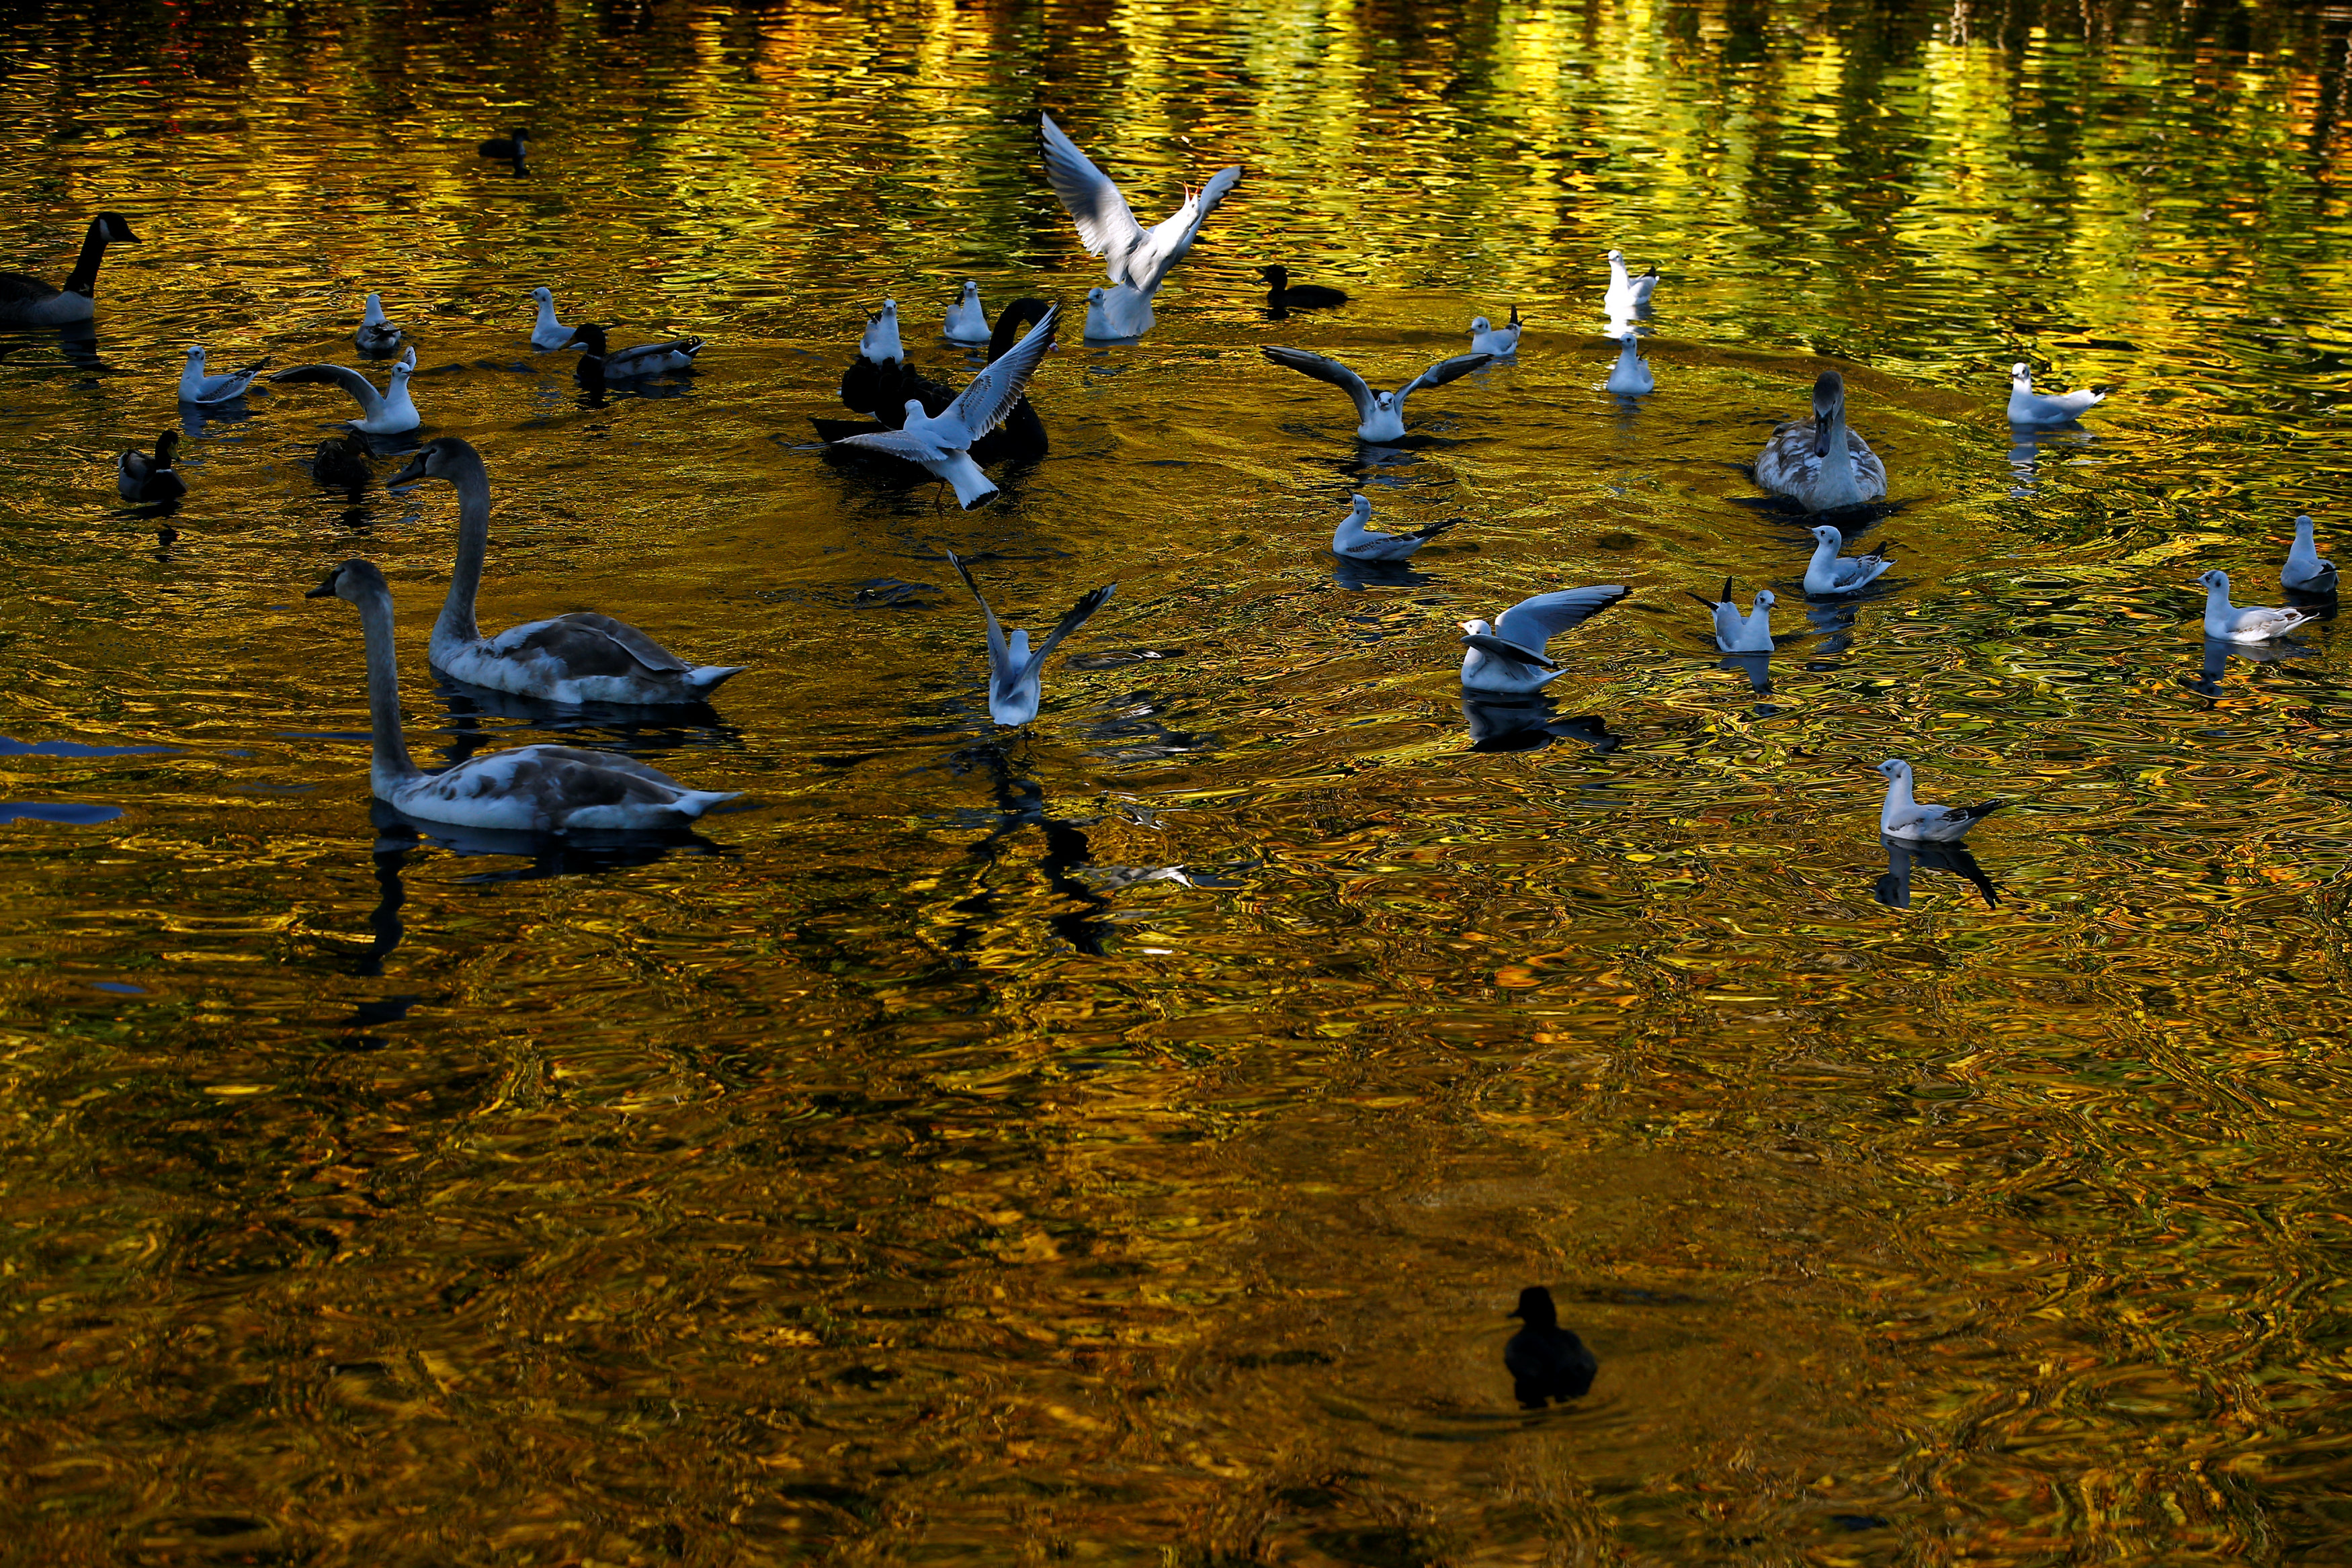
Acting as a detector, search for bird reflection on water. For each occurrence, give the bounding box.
[936,740,1113,957]
[2181,632,2316,698]
[1461,693,1621,755]
[1874,832,2002,910]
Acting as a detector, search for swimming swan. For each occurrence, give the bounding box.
[1261,345,1495,442]
[388,437,748,705]
[270,346,421,434]
[830,302,1060,509]
[1458,583,1632,693]
[946,549,1116,727]
[306,558,739,832]
[1754,370,1888,511]
[177,345,272,404]
[0,212,137,326]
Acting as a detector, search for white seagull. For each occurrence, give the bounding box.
[944,281,991,345]
[1605,250,1660,316]
[1803,524,1894,595]
[946,549,1116,727]
[528,287,577,351]
[2007,362,2105,424]
[831,302,1060,509]
[270,345,420,435]
[2199,568,2315,642]
[1331,494,1458,562]
[1039,112,1241,301]
[861,299,904,365]
[1470,306,1521,357]
[1458,584,1631,693]
[2283,515,2337,594]
[1261,346,1494,442]
[1603,330,1652,396]
[177,345,271,404]
[1083,284,1158,341]
[355,292,401,355]
[1877,758,2005,842]
[1689,578,1775,652]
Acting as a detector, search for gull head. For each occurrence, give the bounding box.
[880,298,897,320]
[1087,286,1107,304]
[1373,390,1400,413]
[1752,588,1777,611]
[1605,249,1624,264]
[900,398,926,421]
[1876,758,1910,783]
[961,281,978,298]
[1808,524,1842,547]
[185,345,204,364]
[1472,315,1492,333]
[1810,371,1846,455]
[1257,265,1286,285]
[2197,568,2230,593]
[1347,494,1370,521]
[1460,617,1495,639]
[532,286,553,304]
[2011,361,2031,384]
[2296,513,2316,533]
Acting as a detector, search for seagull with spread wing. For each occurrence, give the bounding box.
[946,549,1116,727]
[829,302,1059,509]
[1458,584,1632,693]
[1040,112,1241,339]
[1261,346,1495,442]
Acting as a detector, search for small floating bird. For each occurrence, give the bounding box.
[562,324,705,384]
[1754,370,1888,511]
[306,559,740,832]
[946,549,1116,727]
[2283,515,2337,595]
[1470,305,1522,358]
[1690,577,1775,651]
[1505,1287,1597,1408]
[831,302,1060,509]
[1331,494,1458,562]
[861,298,904,364]
[272,347,421,435]
[1603,330,1652,396]
[840,299,921,415]
[944,281,991,345]
[1877,758,2005,843]
[176,345,271,404]
[2199,568,2316,642]
[1261,346,1495,443]
[354,293,402,356]
[0,212,137,327]
[312,431,372,490]
[1604,249,1659,316]
[478,129,528,160]
[2007,362,2105,425]
[1458,583,1631,692]
[528,287,577,351]
[1083,284,1157,341]
[1261,265,1348,311]
[390,437,748,706]
[116,431,186,502]
[1803,524,1894,595]
[1040,113,1241,336]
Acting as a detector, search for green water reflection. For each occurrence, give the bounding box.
[3,0,2351,1561]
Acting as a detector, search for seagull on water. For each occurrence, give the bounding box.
[1603,329,1652,396]
[528,287,578,351]
[2198,568,2316,642]
[270,345,420,435]
[1331,494,1458,562]
[1877,758,2005,842]
[177,345,271,404]
[2283,515,2337,594]
[1470,306,1521,358]
[1262,346,1494,442]
[1604,250,1660,316]
[1689,577,1774,651]
[1458,582,1631,693]
[1803,524,1893,595]
[829,302,1059,509]
[1040,112,1240,338]
[944,281,991,345]
[946,549,1116,727]
[2007,362,2105,425]
[354,292,401,356]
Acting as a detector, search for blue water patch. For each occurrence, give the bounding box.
[0,734,175,757]
[0,802,124,825]
[91,982,145,996]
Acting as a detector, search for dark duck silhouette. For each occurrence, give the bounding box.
[1259,264,1348,312]
[116,431,186,502]
[312,430,372,491]
[817,298,1052,463]
[478,129,528,160]
[1504,1287,1596,1407]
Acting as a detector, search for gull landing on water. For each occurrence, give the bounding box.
[1040,112,1241,339]
[1331,494,1458,562]
[270,345,421,435]
[1261,346,1495,442]
[1877,758,2005,843]
[1604,250,1659,316]
[1804,524,1893,595]
[2199,568,2316,642]
[1470,306,1521,357]
[830,302,1060,509]
[1458,584,1632,693]
[2284,515,2337,594]
[946,550,1116,728]
[2007,362,2105,425]
[1689,577,1775,651]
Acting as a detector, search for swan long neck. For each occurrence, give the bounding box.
[1821,400,1853,486]
[437,458,493,645]
[353,581,421,786]
[64,220,112,296]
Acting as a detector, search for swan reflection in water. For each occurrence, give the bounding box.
[1874,832,2001,910]
[1332,555,1439,592]
[1462,693,1621,755]
[429,672,745,764]
[2181,633,2316,698]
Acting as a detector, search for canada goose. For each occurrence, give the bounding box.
[0,212,138,326]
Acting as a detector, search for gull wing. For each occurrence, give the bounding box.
[1462,631,1558,672]
[946,549,1012,681]
[1493,586,1630,655]
[1398,351,1496,400]
[1019,584,1116,681]
[941,303,1060,441]
[833,429,946,462]
[269,363,384,414]
[1040,115,1146,271]
[1125,164,1243,293]
[1262,347,1377,424]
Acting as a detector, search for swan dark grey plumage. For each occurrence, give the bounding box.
[0,212,137,326]
[1753,370,1888,511]
[306,559,740,832]
[117,431,185,502]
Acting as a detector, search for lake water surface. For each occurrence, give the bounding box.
[4,0,2352,1561]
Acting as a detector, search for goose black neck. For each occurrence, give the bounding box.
[63,218,114,297]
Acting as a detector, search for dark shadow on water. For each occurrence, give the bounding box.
[427,673,744,766]
[1874,832,2001,911]
[2180,633,2316,698]
[933,740,1111,957]
[1333,556,1440,591]
[1462,693,1621,754]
